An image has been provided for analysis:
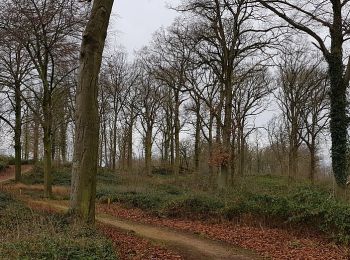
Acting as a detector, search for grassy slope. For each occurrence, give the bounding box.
[22,165,350,244]
[0,192,118,259]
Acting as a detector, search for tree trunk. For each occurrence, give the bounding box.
[174,90,180,175]
[145,127,152,175]
[14,82,21,182]
[309,143,316,183]
[59,117,68,164]
[238,128,245,176]
[111,117,117,171]
[33,115,39,162]
[327,23,348,188]
[42,80,53,197]
[194,102,201,173]
[126,114,133,171]
[23,116,29,161]
[43,124,52,197]
[230,128,236,182]
[70,0,114,224]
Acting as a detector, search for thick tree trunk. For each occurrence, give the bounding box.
[220,109,232,185]
[328,30,348,187]
[70,0,114,224]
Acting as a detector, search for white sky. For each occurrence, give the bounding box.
[110,0,181,55]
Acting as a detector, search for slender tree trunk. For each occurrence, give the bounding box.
[164,107,171,164]
[33,115,39,162]
[238,127,245,176]
[43,124,52,197]
[103,119,108,167]
[126,114,133,171]
[23,116,29,161]
[112,117,117,171]
[309,142,316,183]
[230,128,236,182]
[59,118,67,164]
[174,91,180,175]
[194,102,201,174]
[208,112,214,176]
[70,0,114,224]
[145,127,152,175]
[42,80,53,197]
[14,82,21,182]
[288,121,298,179]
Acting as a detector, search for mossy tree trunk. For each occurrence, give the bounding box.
[70,0,114,224]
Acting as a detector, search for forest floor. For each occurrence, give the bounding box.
[0,164,33,183]
[1,166,350,259]
[1,167,258,260]
[27,199,258,260]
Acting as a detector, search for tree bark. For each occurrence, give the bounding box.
[145,127,152,175]
[309,143,316,183]
[70,0,114,224]
[194,101,201,173]
[327,0,348,188]
[126,113,134,171]
[43,80,53,197]
[14,81,22,182]
[33,116,39,162]
[174,90,180,175]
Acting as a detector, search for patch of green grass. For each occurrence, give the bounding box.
[0,192,118,259]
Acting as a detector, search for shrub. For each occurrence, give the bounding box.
[0,155,11,171]
[21,165,71,186]
[152,166,173,175]
[162,195,224,219]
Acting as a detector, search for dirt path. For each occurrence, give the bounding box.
[0,165,33,183]
[28,199,260,260]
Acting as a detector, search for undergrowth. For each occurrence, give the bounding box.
[0,192,118,259]
[20,165,350,244]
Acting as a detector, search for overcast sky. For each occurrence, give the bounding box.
[110,0,181,55]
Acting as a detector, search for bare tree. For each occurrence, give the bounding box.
[0,0,84,196]
[258,0,350,187]
[177,0,273,186]
[0,37,32,181]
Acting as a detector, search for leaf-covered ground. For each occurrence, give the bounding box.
[98,203,350,260]
[27,200,184,260]
[99,224,184,260]
[0,165,33,182]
